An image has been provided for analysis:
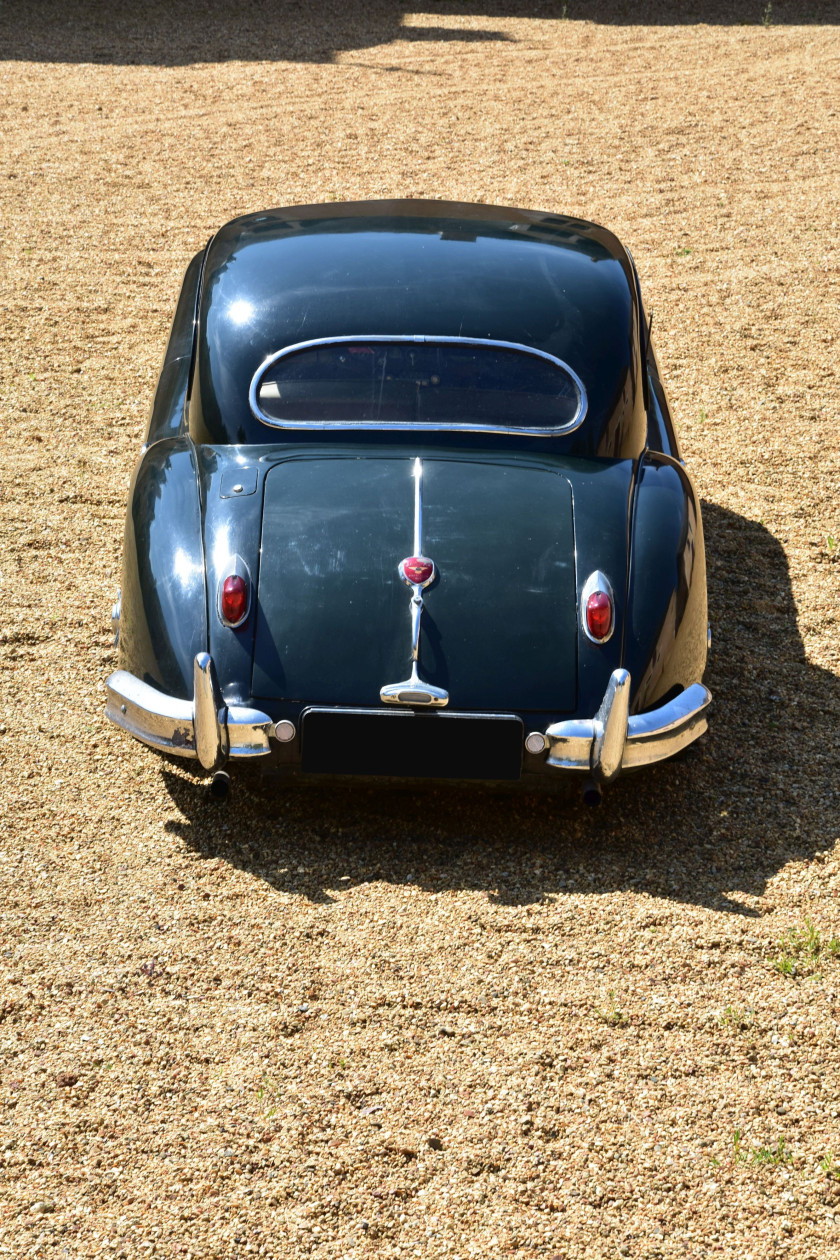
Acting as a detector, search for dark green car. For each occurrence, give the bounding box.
[106,200,710,800]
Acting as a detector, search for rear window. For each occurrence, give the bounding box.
[249,337,586,435]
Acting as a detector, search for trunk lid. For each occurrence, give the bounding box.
[252,455,580,712]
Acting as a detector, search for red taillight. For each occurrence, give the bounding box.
[586,590,613,641]
[221,574,248,625]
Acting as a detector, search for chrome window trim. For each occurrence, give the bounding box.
[248,334,588,436]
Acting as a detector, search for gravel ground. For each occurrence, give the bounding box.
[1,3,840,1257]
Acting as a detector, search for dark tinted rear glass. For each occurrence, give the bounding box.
[252,339,584,433]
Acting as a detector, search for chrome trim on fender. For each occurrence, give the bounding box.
[249,334,588,436]
[105,656,273,769]
[544,671,711,775]
[110,589,121,646]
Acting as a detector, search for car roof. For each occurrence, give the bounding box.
[191,199,641,452]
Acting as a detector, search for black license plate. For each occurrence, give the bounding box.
[301,708,523,781]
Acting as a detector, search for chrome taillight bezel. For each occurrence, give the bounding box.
[217,554,252,629]
[581,569,615,644]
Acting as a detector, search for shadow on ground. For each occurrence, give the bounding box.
[4,2,837,67]
[162,503,840,914]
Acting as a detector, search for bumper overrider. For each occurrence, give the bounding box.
[542,668,711,783]
[105,657,711,779]
[106,654,273,773]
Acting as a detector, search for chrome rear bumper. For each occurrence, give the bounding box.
[543,669,711,782]
[105,654,272,771]
[106,655,710,782]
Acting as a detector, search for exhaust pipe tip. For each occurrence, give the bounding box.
[210,770,231,801]
[581,778,602,808]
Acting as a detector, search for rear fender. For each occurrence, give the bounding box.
[199,446,266,707]
[144,249,204,448]
[625,452,708,713]
[564,458,635,716]
[118,438,207,699]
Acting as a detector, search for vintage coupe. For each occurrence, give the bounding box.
[106,200,711,800]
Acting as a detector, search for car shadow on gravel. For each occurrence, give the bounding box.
[4,1,836,67]
[161,502,839,916]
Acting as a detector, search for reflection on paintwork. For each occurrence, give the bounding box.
[227,299,255,326]
[210,526,233,579]
[173,546,204,588]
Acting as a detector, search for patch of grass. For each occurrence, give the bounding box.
[257,1074,280,1121]
[751,1137,792,1166]
[675,246,692,256]
[827,535,836,553]
[773,918,838,978]
[699,407,707,423]
[597,990,628,1027]
[732,1130,792,1167]
[718,1004,754,1031]
[761,2,774,26]
[819,1152,840,1180]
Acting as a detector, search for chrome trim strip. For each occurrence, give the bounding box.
[303,705,522,724]
[409,593,423,665]
[105,658,273,766]
[249,334,588,436]
[413,452,422,557]
[380,458,449,708]
[544,672,711,774]
[111,589,121,647]
[580,569,615,645]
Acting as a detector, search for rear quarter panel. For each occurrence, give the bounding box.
[144,250,204,448]
[624,452,708,713]
[118,438,207,699]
